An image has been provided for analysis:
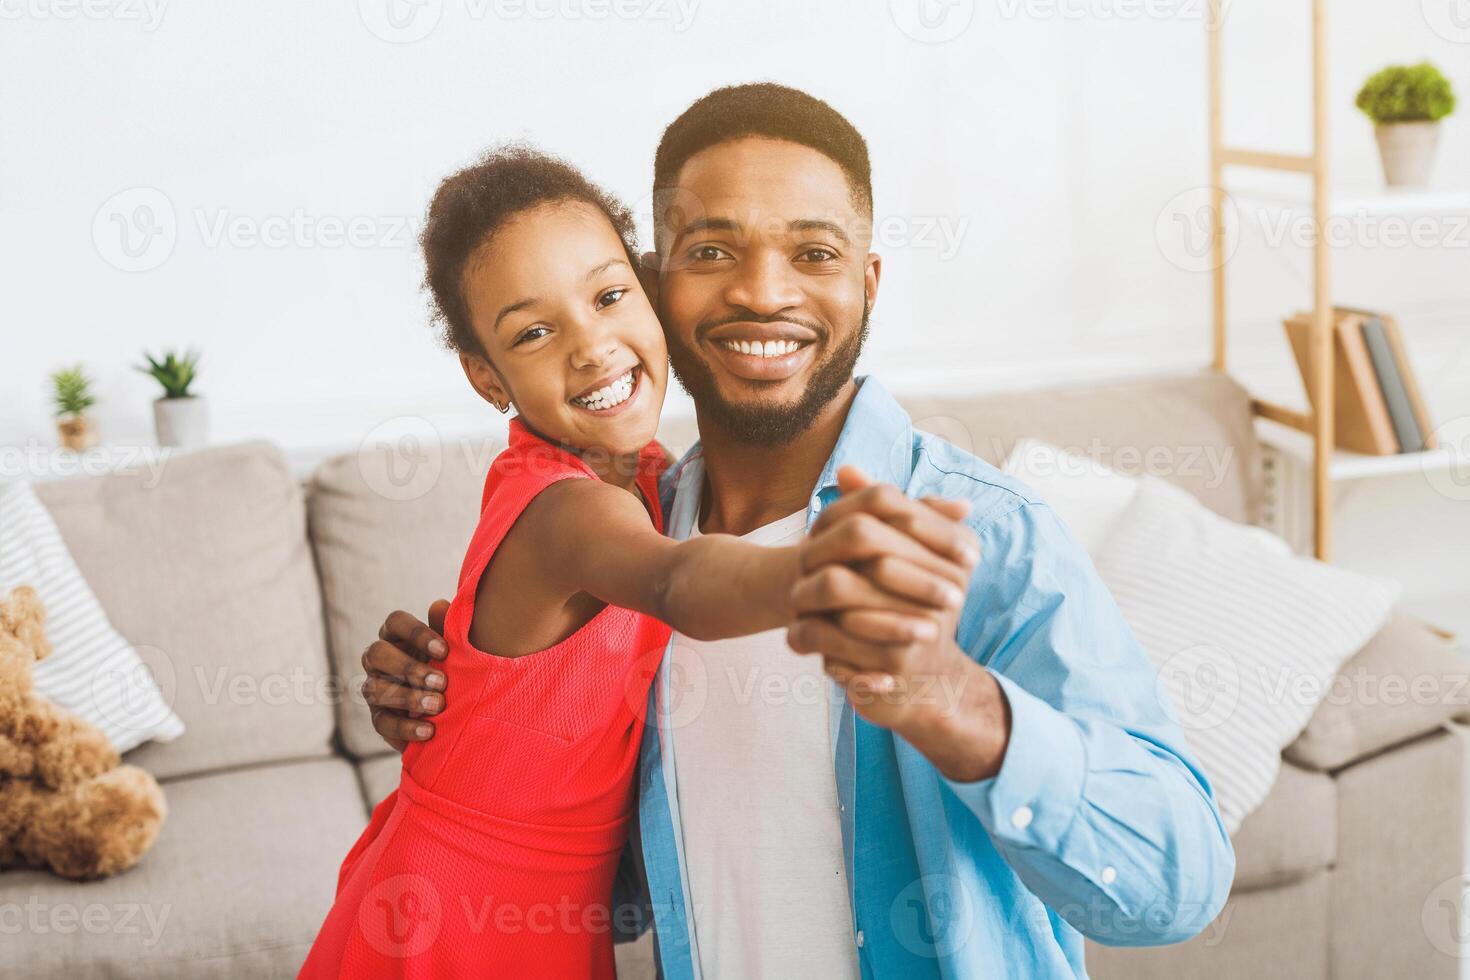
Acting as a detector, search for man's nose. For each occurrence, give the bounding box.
[723,250,803,317]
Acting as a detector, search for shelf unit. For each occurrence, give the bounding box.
[1208,0,1337,559]
[1208,1,1466,562]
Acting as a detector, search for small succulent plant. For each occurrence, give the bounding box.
[50,366,96,418]
[136,348,201,399]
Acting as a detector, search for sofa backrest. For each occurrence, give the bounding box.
[34,441,336,780]
[900,369,1264,525]
[307,438,497,759]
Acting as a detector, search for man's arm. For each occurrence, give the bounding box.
[791,483,1236,947]
[360,601,450,750]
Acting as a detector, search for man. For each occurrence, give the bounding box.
[362,83,1235,978]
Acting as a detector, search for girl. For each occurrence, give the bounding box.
[299,146,944,978]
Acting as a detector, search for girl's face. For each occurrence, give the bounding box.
[460,201,668,459]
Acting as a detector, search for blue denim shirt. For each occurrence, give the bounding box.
[621,376,1235,979]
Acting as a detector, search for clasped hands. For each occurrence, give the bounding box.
[785,465,981,736]
[364,465,1007,780]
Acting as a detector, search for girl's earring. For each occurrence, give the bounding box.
[496,402,509,414]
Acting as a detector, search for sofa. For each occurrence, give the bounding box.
[4,369,1466,979]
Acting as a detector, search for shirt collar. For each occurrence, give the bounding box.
[812,375,916,496]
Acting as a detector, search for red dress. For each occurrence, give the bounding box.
[300,419,672,979]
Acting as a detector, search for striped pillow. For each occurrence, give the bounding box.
[0,481,184,753]
[1092,480,1400,833]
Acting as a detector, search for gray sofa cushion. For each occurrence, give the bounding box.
[0,758,366,979]
[1285,613,1470,772]
[902,369,1262,525]
[1231,761,1336,892]
[308,438,495,759]
[356,751,402,809]
[34,442,335,780]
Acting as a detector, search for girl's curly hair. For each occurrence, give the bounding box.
[420,144,639,355]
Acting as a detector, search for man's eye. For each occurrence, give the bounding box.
[596,287,627,310]
[689,245,730,263]
[514,325,550,346]
[798,247,838,263]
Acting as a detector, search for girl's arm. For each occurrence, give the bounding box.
[522,478,799,641]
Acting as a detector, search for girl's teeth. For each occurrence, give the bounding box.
[574,370,635,410]
[724,340,801,358]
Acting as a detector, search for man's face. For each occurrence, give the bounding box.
[653,137,880,447]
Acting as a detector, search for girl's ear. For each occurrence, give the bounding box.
[460,352,511,413]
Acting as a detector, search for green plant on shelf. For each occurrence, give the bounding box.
[50,366,96,419]
[136,348,201,399]
[1356,62,1457,125]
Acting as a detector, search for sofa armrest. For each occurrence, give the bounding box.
[1285,613,1470,773]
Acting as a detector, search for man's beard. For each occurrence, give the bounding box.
[666,302,870,449]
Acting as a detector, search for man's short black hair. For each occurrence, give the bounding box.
[652,83,873,225]
[421,143,637,356]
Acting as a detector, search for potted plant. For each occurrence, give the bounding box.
[136,348,208,449]
[50,365,98,451]
[1355,61,1457,188]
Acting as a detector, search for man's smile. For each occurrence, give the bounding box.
[703,321,820,383]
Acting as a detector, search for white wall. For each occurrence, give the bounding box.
[3,0,1468,459]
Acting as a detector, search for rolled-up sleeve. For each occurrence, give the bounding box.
[943,501,1235,947]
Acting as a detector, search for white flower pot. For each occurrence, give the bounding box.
[152,395,209,449]
[1374,121,1441,188]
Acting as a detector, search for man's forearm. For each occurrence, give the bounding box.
[894,652,1012,783]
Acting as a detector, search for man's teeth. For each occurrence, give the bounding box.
[573,370,635,411]
[720,339,802,358]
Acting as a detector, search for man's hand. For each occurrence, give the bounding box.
[361,600,451,752]
[788,466,1012,783]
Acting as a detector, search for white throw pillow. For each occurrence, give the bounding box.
[1092,480,1401,833]
[1002,438,1210,555]
[0,482,185,753]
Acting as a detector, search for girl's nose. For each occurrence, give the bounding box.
[570,333,620,372]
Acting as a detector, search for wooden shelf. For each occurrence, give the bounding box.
[1226,176,1470,218]
[1257,417,1466,481]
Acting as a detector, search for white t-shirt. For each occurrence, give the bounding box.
[670,509,861,980]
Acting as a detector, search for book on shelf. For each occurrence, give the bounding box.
[1281,307,1438,455]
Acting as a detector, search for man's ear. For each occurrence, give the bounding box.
[637,251,661,307]
[460,352,511,412]
[864,252,882,310]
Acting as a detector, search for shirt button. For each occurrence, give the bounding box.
[1101,866,1117,885]
[856,930,865,948]
[1010,805,1034,830]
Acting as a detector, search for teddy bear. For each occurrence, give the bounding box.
[0,585,167,880]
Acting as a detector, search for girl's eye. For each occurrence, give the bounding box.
[689,244,731,263]
[514,325,551,346]
[798,247,838,263]
[596,287,627,310]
